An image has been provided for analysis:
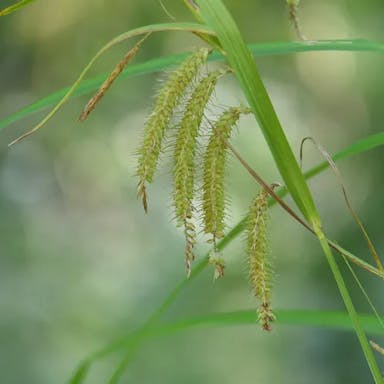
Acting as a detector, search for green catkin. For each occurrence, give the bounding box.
[136,47,209,212]
[173,70,222,275]
[202,107,247,249]
[247,188,275,331]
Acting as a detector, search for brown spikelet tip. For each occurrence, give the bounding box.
[79,33,151,122]
[184,220,196,277]
[247,188,275,331]
[137,180,148,213]
[214,262,225,279]
[186,258,192,278]
[370,340,384,355]
[287,2,306,41]
[258,302,275,331]
[208,252,225,279]
[185,232,194,276]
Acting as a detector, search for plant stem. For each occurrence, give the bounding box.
[316,234,383,383]
[228,142,384,280]
[196,1,382,381]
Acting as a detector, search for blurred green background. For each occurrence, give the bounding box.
[0,0,383,383]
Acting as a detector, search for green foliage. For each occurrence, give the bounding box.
[198,0,318,223]
[1,1,384,383]
[6,22,215,146]
[2,40,384,133]
[197,1,382,381]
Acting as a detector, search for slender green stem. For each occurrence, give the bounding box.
[196,1,382,381]
[108,339,143,384]
[112,310,384,338]
[317,235,383,383]
[198,0,317,221]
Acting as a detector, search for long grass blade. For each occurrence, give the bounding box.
[196,1,382,382]
[69,308,384,383]
[152,310,384,335]
[198,0,317,221]
[1,39,383,133]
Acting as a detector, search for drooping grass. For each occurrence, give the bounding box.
[1,3,383,382]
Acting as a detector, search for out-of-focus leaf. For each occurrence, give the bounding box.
[0,0,36,16]
[1,40,383,132]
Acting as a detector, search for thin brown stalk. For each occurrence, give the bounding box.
[227,142,384,280]
[78,33,151,122]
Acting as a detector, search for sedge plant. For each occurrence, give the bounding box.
[1,0,384,383]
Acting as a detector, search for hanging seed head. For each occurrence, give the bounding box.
[173,70,223,275]
[202,107,247,247]
[247,188,275,331]
[136,47,209,212]
[173,70,222,225]
[79,33,151,122]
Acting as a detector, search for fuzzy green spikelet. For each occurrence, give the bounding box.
[247,188,275,331]
[173,70,222,274]
[136,47,209,212]
[202,107,246,247]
